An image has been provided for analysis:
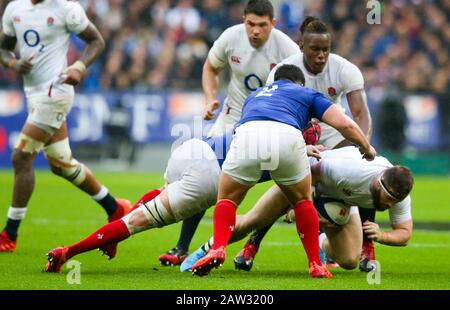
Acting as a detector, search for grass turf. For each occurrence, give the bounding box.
[0,171,449,290]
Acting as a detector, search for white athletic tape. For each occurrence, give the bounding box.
[43,138,86,185]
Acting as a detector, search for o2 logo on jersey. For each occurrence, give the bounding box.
[23,29,40,47]
[244,74,263,91]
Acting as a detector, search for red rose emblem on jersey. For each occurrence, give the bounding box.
[328,87,337,96]
[231,56,241,64]
[47,17,54,26]
[270,63,277,70]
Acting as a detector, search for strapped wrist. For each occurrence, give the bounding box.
[68,60,86,74]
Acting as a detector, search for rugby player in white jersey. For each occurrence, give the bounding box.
[0,0,130,252]
[158,0,300,266]
[183,147,413,272]
[233,17,377,271]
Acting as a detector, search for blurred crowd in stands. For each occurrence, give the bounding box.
[0,0,448,101]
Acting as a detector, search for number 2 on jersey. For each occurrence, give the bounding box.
[255,84,278,97]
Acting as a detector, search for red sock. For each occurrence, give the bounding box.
[131,189,161,211]
[66,220,130,259]
[212,199,236,250]
[293,200,321,266]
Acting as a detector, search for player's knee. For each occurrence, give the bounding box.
[338,256,359,270]
[122,209,150,234]
[123,196,175,234]
[14,133,45,156]
[11,149,34,171]
[43,138,86,185]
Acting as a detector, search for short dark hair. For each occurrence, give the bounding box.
[274,64,305,84]
[299,16,329,36]
[382,166,414,201]
[244,0,274,20]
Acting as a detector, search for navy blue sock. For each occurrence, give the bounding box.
[5,218,21,241]
[176,211,206,252]
[359,207,376,242]
[97,193,118,216]
[248,224,273,248]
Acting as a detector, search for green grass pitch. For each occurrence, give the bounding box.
[0,171,449,290]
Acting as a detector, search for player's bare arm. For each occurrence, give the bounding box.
[202,59,223,120]
[363,219,412,246]
[0,33,33,74]
[347,89,372,140]
[62,22,105,86]
[321,105,376,160]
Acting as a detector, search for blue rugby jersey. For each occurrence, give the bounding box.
[240,79,332,130]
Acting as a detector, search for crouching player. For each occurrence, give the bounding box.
[44,128,322,273]
[183,147,413,272]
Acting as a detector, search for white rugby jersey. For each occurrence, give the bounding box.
[2,0,90,97]
[208,24,299,117]
[317,147,412,225]
[266,52,364,106]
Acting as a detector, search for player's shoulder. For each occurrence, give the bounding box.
[59,0,84,11]
[279,53,302,66]
[271,28,296,43]
[3,0,22,14]
[328,53,360,73]
[221,24,245,38]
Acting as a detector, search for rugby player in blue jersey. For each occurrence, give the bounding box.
[191,64,376,278]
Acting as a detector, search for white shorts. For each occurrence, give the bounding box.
[222,121,310,186]
[26,91,74,133]
[317,122,345,149]
[165,139,221,222]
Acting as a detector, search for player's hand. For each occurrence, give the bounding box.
[283,209,295,223]
[61,67,83,86]
[306,145,322,159]
[359,145,376,161]
[10,57,33,74]
[362,220,383,242]
[315,144,327,152]
[203,100,220,120]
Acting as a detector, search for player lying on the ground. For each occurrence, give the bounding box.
[181,146,414,272]
[43,129,322,273]
[190,64,375,278]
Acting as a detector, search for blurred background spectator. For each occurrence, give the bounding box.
[0,0,449,154]
[0,0,447,95]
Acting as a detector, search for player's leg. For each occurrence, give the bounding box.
[0,123,50,252]
[182,185,290,272]
[158,211,205,266]
[45,189,174,272]
[43,122,131,221]
[358,207,377,272]
[320,209,363,270]
[192,172,252,276]
[233,184,291,271]
[46,150,221,273]
[270,126,331,278]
